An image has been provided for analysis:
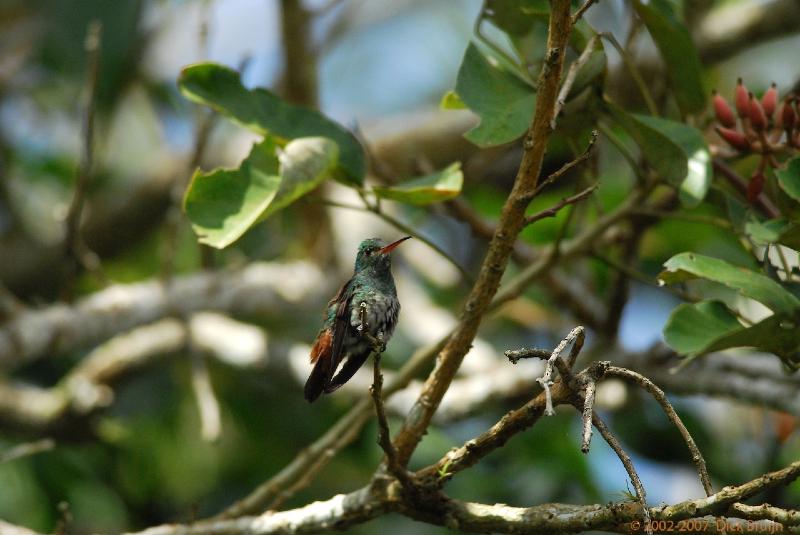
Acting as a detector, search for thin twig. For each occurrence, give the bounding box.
[630,207,732,228]
[533,130,598,194]
[597,122,639,173]
[504,348,551,364]
[509,326,585,416]
[606,366,713,496]
[600,32,659,117]
[265,410,368,511]
[524,184,598,227]
[591,413,651,531]
[592,251,699,303]
[0,439,55,464]
[444,197,607,329]
[571,0,598,25]
[370,353,415,490]
[161,110,216,281]
[712,158,780,219]
[321,198,474,284]
[580,379,597,453]
[553,35,600,127]
[62,20,102,299]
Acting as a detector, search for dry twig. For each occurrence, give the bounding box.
[524,184,599,227]
[62,20,104,298]
[607,366,713,496]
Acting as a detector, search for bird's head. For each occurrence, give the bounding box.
[354,236,411,273]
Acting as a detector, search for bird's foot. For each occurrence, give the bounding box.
[358,302,386,353]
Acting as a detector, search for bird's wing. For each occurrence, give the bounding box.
[328,279,355,379]
[304,279,354,402]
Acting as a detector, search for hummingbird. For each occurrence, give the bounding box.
[304,236,411,402]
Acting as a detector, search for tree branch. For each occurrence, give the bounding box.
[0,261,327,371]
[392,0,576,466]
[120,461,800,535]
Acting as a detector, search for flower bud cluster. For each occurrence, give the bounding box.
[711,79,799,201]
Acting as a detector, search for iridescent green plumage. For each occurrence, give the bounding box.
[304,237,410,402]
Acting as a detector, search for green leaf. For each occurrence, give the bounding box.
[664,300,800,367]
[746,218,800,250]
[440,90,466,110]
[633,0,705,115]
[485,0,549,36]
[776,156,800,202]
[455,43,536,147]
[373,163,463,205]
[663,300,742,355]
[610,109,711,206]
[178,62,364,184]
[184,137,338,248]
[659,252,800,314]
[702,313,800,367]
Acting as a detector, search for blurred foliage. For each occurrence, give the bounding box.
[1,0,799,533]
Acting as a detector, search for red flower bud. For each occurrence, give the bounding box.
[761,83,778,118]
[748,93,767,131]
[735,78,749,118]
[712,90,736,127]
[747,171,765,203]
[715,126,750,151]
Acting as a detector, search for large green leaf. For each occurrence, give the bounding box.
[663,300,742,355]
[184,137,338,248]
[633,0,705,115]
[373,163,463,205]
[179,62,364,184]
[659,252,800,314]
[610,109,711,206]
[776,156,800,203]
[663,300,800,367]
[454,43,536,147]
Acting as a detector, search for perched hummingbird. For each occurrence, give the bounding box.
[304,236,410,402]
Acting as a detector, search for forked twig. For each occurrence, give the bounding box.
[533,131,598,195]
[606,366,713,496]
[523,184,598,227]
[505,326,585,415]
[571,0,598,25]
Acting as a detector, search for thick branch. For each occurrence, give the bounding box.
[0,261,327,371]
[123,460,800,535]
[392,0,575,466]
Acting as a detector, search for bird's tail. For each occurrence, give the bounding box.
[324,351,370,394]
[304,357,329,402]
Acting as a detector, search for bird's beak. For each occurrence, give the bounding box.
[378,236,412,255]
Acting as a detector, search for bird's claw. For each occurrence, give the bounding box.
[358,303,385,353]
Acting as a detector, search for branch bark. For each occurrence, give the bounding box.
[392,0,576,466]
[0,261,327,371]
